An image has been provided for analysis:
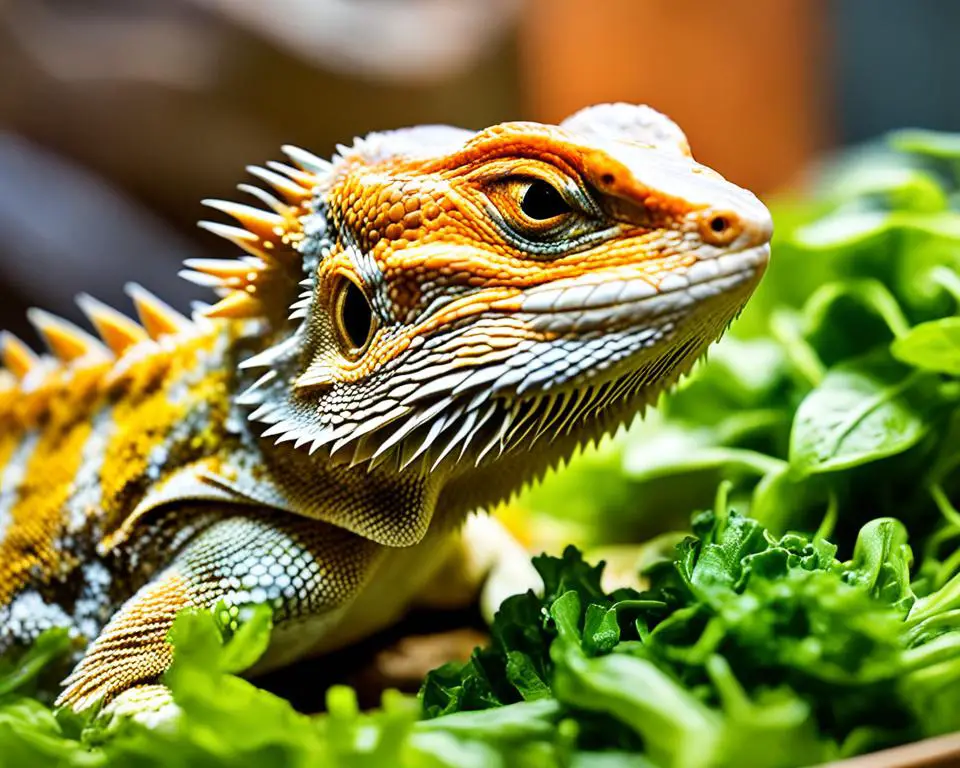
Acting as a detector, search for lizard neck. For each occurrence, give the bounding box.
[435,389,641,518]
[252,440,446,547]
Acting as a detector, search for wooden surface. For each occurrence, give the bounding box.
[827,733,960,768]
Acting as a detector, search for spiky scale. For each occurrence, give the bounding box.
[27,308,111,363]
[282,145,332,175]
[125,284,192,340]
[76,294,149,356]
[245,165,312,206]
[237,183,289,216]
[201,200,287,244]
[181,258,263,287]
[294,366,334,391]
[202,290,262,320]
[237,346,283,371]
[0,330,38,379]
[197,220,269,261]
[177,269,222,289]
[265,161,317,190]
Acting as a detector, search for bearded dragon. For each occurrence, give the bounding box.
[0,103,772,713]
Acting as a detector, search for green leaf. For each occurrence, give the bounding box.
[416,699,561,742]
[0,699,101,767]
[789,351,941,475]
[802,280,910,367]
[165,607,223,675]
[549,592,584,647]
[769,308,826,387]
[890,129,960,160]
[551,640,721,768]
[161,610,324,764]
[706,656,830,768]
[892,317,960,375]
[844,519,915,611]
[582,605,621,655]
[421,546,640,719]
[907,570,960,630]
[665,336,793,420]
[0,628,72,698]
[750,464,834,535]
[534,547,606,607]
[795,211,960,252]
[684,511,768,596]
[793,211,892,251]
[505,652,552,702]
[217,605,273,675]
[900,655,960,739]
[825,165,947,213]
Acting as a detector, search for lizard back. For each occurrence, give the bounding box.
[0,309,247,643]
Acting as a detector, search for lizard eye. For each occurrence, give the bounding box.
[333,276,375,357]
[520,180,570,220]
[488,177,577,240]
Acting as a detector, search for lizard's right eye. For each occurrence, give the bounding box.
[520,180,570,220]
[333,276,375,358]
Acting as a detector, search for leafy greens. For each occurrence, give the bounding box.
[423,492,960,767]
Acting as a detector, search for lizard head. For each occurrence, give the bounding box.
[197,103,771,506]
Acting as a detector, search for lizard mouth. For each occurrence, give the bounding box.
[487,243,770,397]
[463,243,771,461]
[519,243,770,335]
[362,243,770,471]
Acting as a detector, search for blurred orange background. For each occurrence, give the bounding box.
[0,0,955,339]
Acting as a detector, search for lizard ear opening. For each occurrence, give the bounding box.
[333,276,375,358]
[561,103,692,158]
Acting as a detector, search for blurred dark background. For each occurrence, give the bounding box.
[0,0,955,340]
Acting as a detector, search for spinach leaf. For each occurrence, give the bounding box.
[789,351,941,475]
[801,280,909,367]
[892,317,960,375]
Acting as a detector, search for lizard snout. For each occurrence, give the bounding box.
[692,193,774,252]
[696,207,772,250]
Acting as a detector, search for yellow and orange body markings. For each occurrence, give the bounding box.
[0,361,109,605]
[0,320,238,608]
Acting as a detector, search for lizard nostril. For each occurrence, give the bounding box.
[700,211,740,245]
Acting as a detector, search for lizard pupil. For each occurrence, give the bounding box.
[338,279,373,351]
[520,180,569,220]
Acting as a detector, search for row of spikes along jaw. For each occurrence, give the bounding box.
[0,142,720,492]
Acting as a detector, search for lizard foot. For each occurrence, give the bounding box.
[97,683,180,732]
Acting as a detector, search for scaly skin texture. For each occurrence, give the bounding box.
[0,103,772,712]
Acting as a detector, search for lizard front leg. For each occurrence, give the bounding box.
[56,507,380,712]
[415,513,541,622]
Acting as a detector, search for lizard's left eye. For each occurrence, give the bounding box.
[520,180,570,220]
[488,177,577,240]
